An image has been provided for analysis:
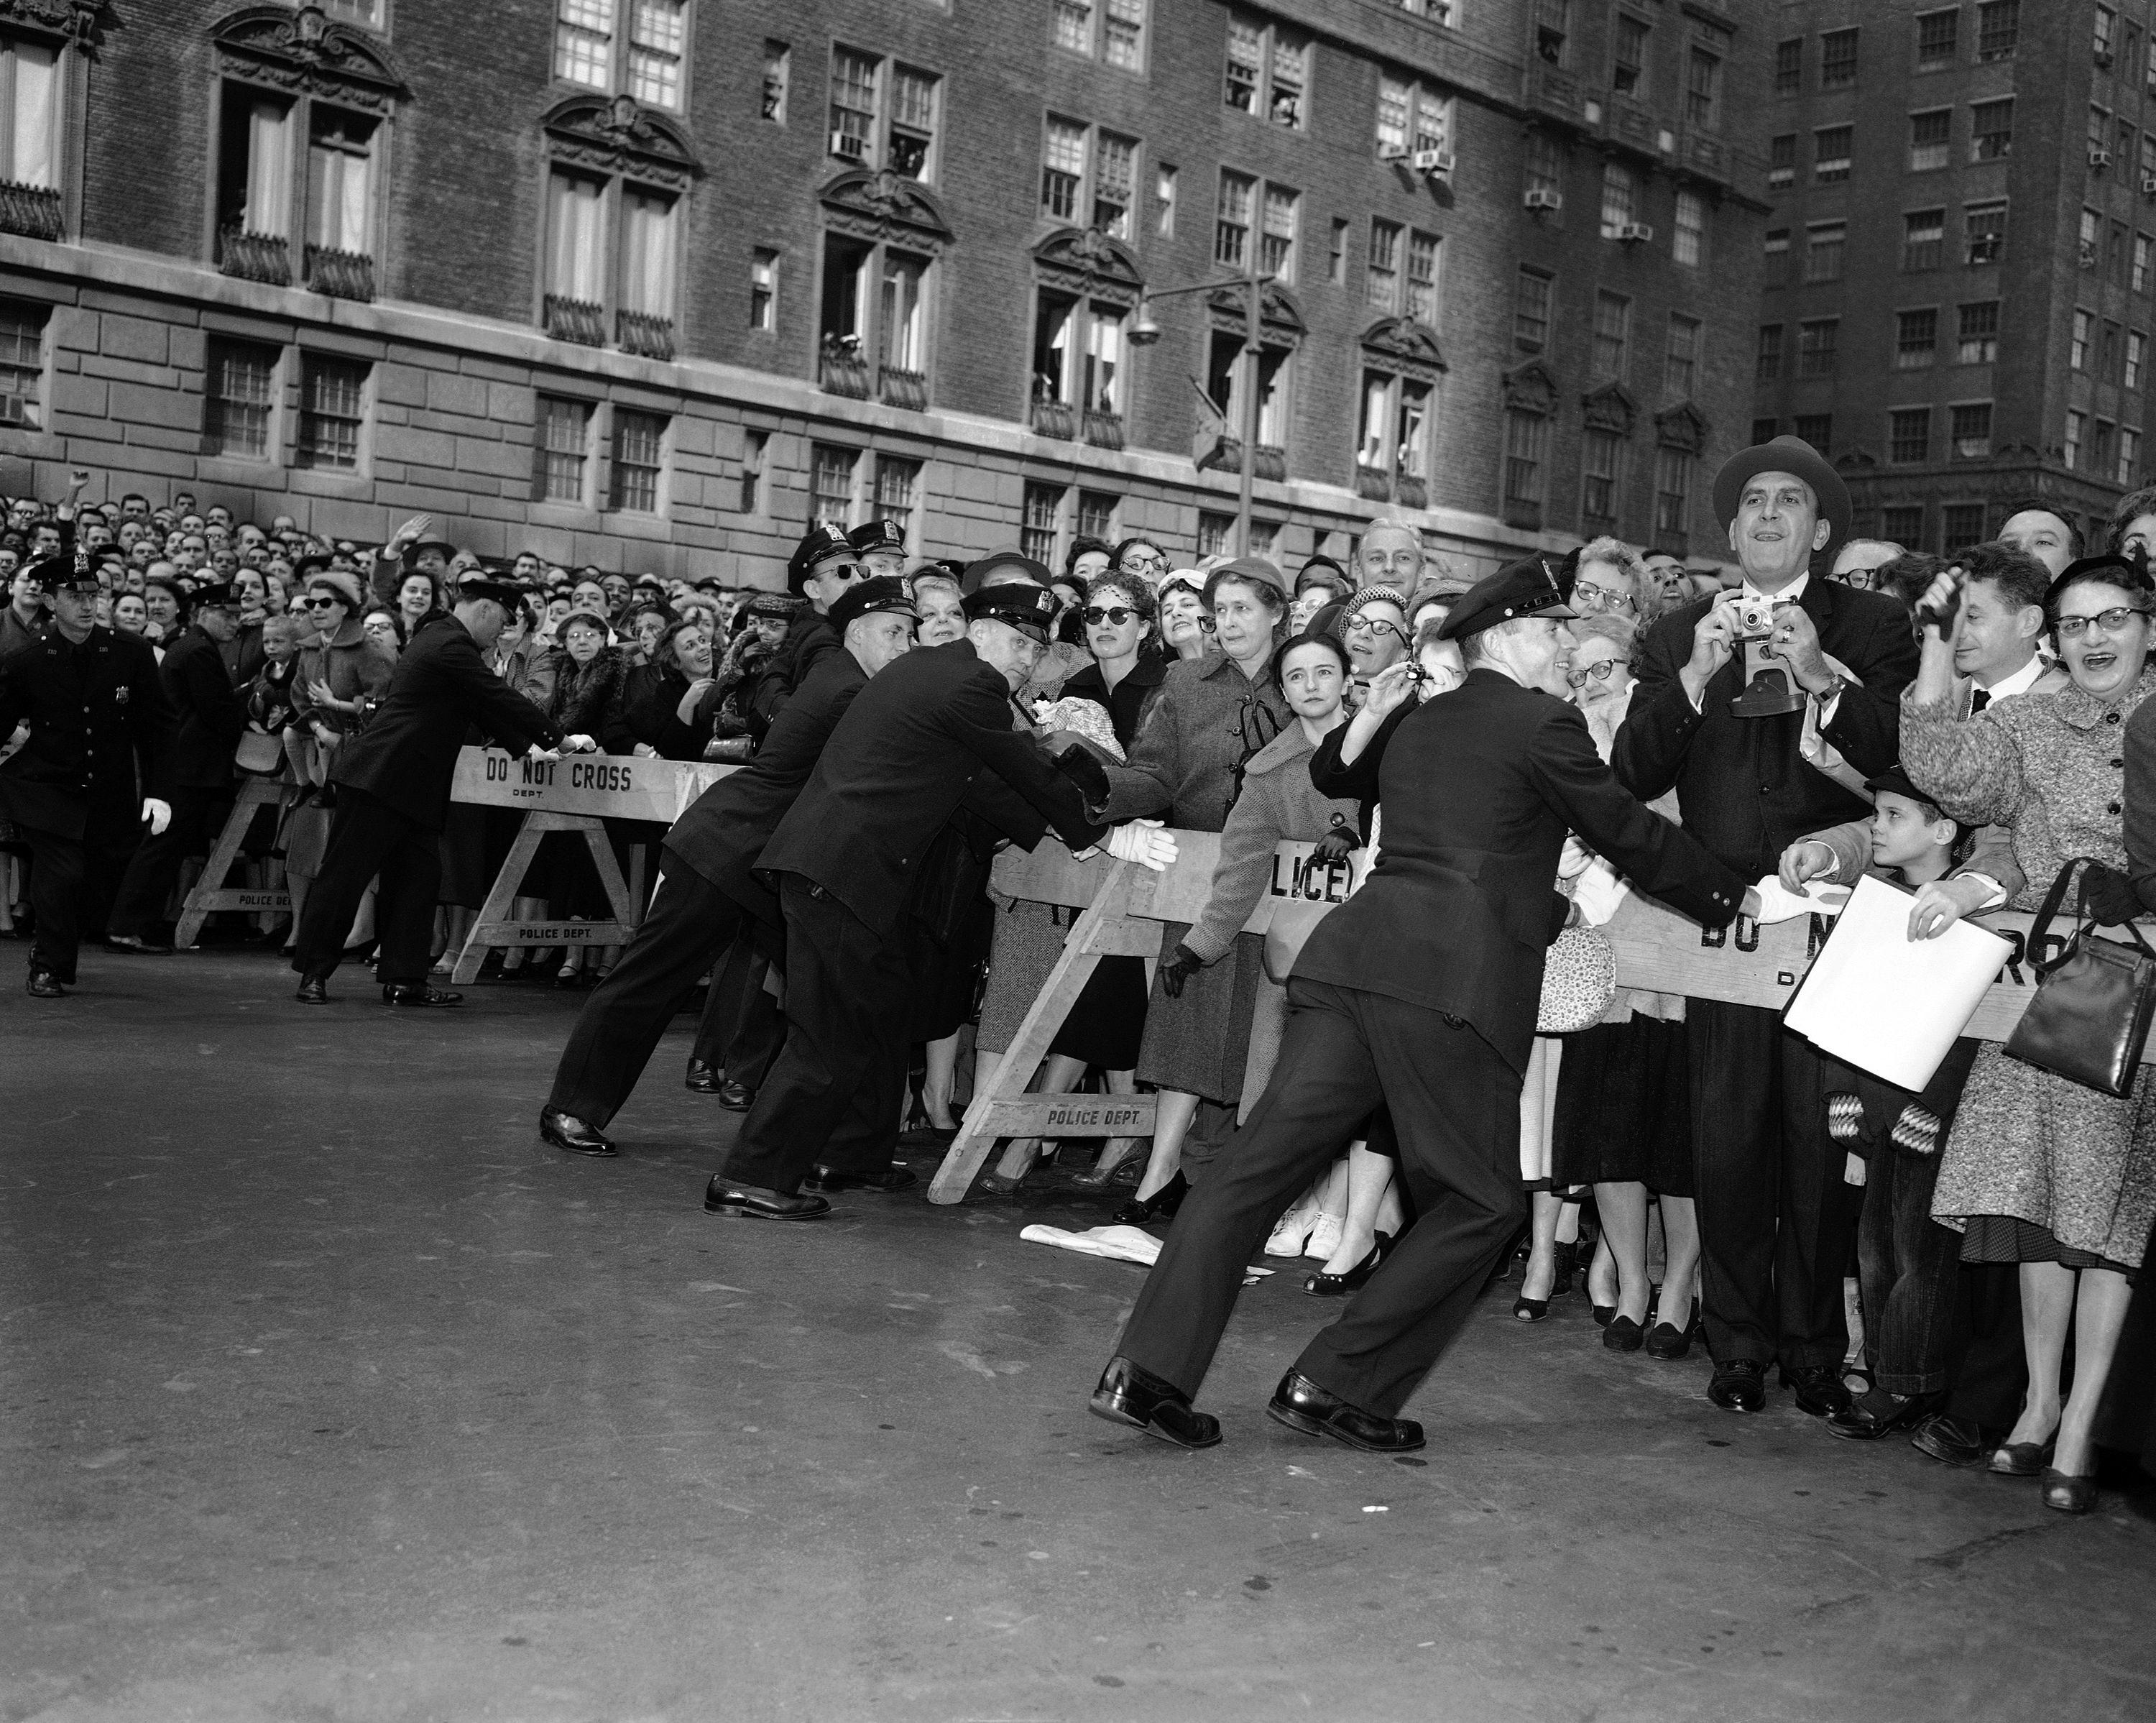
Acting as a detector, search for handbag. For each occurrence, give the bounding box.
[1537,924,1618,1034]
[234,728,285,774]
[2002,858,2156,1097]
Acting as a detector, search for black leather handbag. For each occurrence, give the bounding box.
[2003,859,2156,1097]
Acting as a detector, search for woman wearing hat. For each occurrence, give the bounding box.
[529,607,629,987]
[1155,573,1216,665]
[1336,585,1412,707]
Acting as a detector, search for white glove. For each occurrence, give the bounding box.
[1105,818,1178,873]
[1749,874,1849,924]
[1571,858,1630,927]
[560,733,599,754]
[141,797,172,835]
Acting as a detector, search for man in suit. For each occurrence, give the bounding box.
[103,579,251,954]
[538,577,921,1158]
[1089,556,1769,1453]
[704,582,1156,1221]
[1613,435,1920,1415]
[0,560,175,996]
[290,574,594,1008]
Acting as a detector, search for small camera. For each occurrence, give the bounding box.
[1733,595,1777,640]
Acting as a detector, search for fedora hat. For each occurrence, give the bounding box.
[1712,434,1851,545]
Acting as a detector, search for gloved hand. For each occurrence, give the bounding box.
[2081,860,2145,926]
[1158,942,1204,998]
[1105,818,1177,873]
[140,796,171,836]
[1747,874,1848,924]
[1051,742,1111,808]
[1309,826,1360,868]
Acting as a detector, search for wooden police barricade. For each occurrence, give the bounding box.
[446,745,735,985]
[927,837,2122,1205]
[172,775,294,949]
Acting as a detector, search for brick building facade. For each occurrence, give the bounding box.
[1754,0,2156,554]
[0,0,1761,585]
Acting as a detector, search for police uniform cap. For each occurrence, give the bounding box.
[826,575,917,635]
[786,525,858,594]
[1435,551,1579,642]
[40,559,101,595]
[188,576,239,609]
[848,519,909,558]
[963,582,1059,643]
[959,548,1052,595]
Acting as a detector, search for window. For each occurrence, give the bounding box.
[1225,14,1261,111]
[605,408,664,512]
[1327,218,1348,285]
[629,1,687,107]
[1041,117,1085,220]
[1224,14,1309,128]
[1215,170,1253,267]
[2130,329,2147,390]
[1654,448,1692,543]
[738,428,766,514]
[1795,412,1833,449]
[1910,110,1950,173]
[1268,29,1309,129]
[216,86,294,254]
[1664,314,1699,397]
[1197,512,1233,559]
[1504,410,1547,513]
[1805,221,1846,283]
[1943,502,1986,546]
[305,107,376,262]
[1355,371,1432,482]
[1764,227,1789,285]
[1077,489,1117,542]
[1524,129,1562,201]
[2095,420,2116,479]
[874,456,921,541]
[809,443,858,529]
[205,339,277,460]
[555,0,614,88]
[1516,267,1553,352]
[1366,219,1400,311]
[2122,426,2142,487]
[0,300,42,427]
[1685,44,1721,128]
[324,0,383,22]
[831,48,938,178]
[1882,504,1925,546]
[1375,75,1408,157]
[1971,99,2012,162]
[617,187,676,328]
[1154,164,1176,236]
[2105,321,2123,378]
[1798,318,1838,377]
[2083,207,2103,270]
[1613,14,1649,95]
[1814,127,1851,184]
[1582,428,1621,523]
[1774,37,1802,94]
[2073,308,2093,369]
[1950,402,1991,458]
[553,1,688,109]
[761,41,788,122]
[1095,132,1136,238]
[0,36,59,196]
[886,65,939,180]
[1031,293,1128,423]
[1598,162,1634,239]
[1769,133,1796,190]
[1261,183,1299,281]
[1820,29,1858,87]
[1204,327,1290,450]
[2113,221,2132,288]
[535,396,591,502]
[1054,1,1092,54]
[1897,308,1938,369]
[749,248,777,330]
[1673,190,1705,267]
[1976,1,2018,62]
[1021,480,1062,565]
[1957,300,1999,364]
[2099,5,2118,61]
[1404,229,1438,323]
[1890,408,1931,464]
[2065,410,2086,470]
[1535,0,1570,68]
[544,169,604,323]
[1412,87,1451,162]
[1904,208,1945,271]
[1965,203,2006,265]
[1591,290,1629,380]
[1756,323,1784,382]
[295,354,365,470]
[1917,9,1958,69]
[1054,0,1148,71]
[877,249,926,384]
[2139,233,2154,293]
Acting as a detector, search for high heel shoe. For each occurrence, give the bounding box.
[975,1170,1025,1195]
[1602,1314,1645,1352]
[1264,1206,1320,1258]
[1989,1434,2058,1476]
[1072,1154,1133,1188]
[1645,1298,1700,1361]
[1305,1233,1393,1297]
[1111,1170,1188,1227]
[2039,1466,2099,1514]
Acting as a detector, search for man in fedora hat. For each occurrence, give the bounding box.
[1613,433,1919,1417]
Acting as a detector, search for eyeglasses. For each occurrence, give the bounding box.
[1572,580,1634,611]
[1119,551,1167,572]
[1082,605,1138,625]
[1830,566,1887,588]
[2055,606,2152,637]
[1342,615,1407,640]
[1565,659,1624,687]
[302,595,342,610]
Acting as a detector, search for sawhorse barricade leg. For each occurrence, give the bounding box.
[926,859,1165,1204]
[451,811,640,985]
[172,777,293,950]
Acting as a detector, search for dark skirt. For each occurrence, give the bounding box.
[900,895,995,1043]
[536,829,612,919]
[1549,1014,1693,1196]
[1135,924,1264,1106]
[1961,1213,2137,1281]
[1051,955,1148,1069]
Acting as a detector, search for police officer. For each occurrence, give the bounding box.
[0,558,176,996]
[1089,555,1780,1453]
[704,582,1151,1220]
[104,578,252,954]
[849,518,910,581]
[291,574,596,1008]
[745,527,872,741]
[538,576,922,1157]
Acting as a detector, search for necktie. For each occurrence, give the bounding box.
[1970,687,1991,715]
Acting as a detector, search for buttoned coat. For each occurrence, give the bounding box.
[160,625,252,791]
[0,623,174,839]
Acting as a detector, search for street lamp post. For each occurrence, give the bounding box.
[1128,270,1267,559]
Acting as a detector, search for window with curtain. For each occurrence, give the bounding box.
[0,36,60,188]
[1396,380,1429,477]
[618,188,676,317]
[1083,304,1122,414]
[1031,290,1074,403]
[306,108,374,255]
[546,170,606,305]
[1358,372,1390,469]
[878,250,924,373]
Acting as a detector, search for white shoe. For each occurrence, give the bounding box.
[1265,1207,1319,1258]
[1304,1213,1345,1262]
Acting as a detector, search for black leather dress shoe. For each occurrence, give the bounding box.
[1909,1412,1994,1469]
[684,1059,720,1093]
[701,1178,831,1220]
[1780,1363,1853,1418]
[383,983,463,1007]
[25,966,64,998]
[294,975,328,1006]
[802,1164,918,1193]
[1265,1369,1425,1453]
[1707,1359,1767,1412]
[1088,1355,1222,1449]
[540,1107,618,1158]
[1827,1389,1939,1441]
[716,1079,754,1111]
[106,933,174,955]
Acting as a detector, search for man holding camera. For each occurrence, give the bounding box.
[1614,435,1918,1415]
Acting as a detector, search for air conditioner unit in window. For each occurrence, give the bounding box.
[1379,143,1411,162]
[2091,147,2114,169]
[2142,173,2156,197]
[1524,188,1562,211]
[1617,221,1654,244]
[829,129,867,162]
[1413,147,1455,177]
[2096,47,2116,68]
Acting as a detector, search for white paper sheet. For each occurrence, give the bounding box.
[1784,873,2011,1090]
